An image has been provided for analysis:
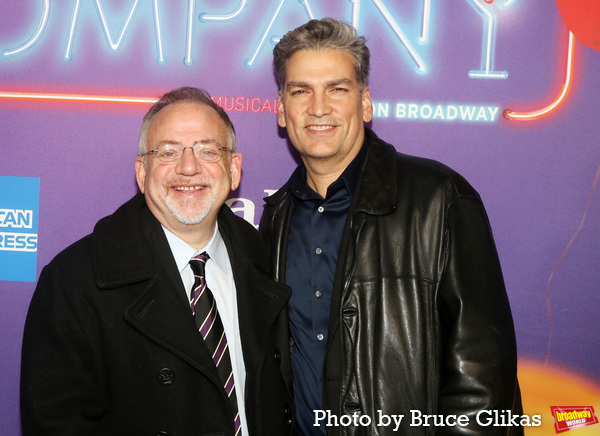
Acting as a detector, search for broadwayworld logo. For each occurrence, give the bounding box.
[551,406,598,433]
[0,176,40,282]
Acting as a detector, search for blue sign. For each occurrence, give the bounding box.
[0,176,40,282]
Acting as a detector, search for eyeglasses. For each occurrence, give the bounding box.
[142,142,231,164]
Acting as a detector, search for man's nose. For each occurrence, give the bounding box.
[308,93,332,117]
[177,147,202,174]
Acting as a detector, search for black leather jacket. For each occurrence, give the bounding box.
[260,129,523,435]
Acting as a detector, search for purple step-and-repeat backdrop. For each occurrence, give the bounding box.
[1,1,599,434]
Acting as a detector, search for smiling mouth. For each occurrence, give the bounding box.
[307,125,335,131]
[173,185,205,191]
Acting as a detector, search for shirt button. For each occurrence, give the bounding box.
[315,290,322,298]
[317,334,324,341]
[318,206,325,213]
[315,247,322,255]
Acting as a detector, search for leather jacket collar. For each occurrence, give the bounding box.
[265,128,398,217]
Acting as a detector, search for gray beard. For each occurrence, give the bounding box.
[165,193,215,225]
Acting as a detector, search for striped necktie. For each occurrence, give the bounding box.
[189,252,241,435]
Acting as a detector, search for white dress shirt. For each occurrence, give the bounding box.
[162,223,248,435]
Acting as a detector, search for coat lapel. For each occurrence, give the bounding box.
[93,195,223,387]
[327,129,398,351]
[126,204,223,384]
[92,195,291,394]
[124,276,222,383]
[218,207,291,375]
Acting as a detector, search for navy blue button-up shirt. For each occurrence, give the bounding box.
[286,141,368,435]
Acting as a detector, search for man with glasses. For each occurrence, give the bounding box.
[260,19,523,435]
[21,87,293,436]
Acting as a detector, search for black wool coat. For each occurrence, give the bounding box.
[21,194,294,436]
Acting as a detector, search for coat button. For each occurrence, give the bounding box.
[274,349,281,364]
[157,368,175,386]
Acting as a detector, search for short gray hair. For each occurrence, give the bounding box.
[273,18,370,90]
[138,87,236,160]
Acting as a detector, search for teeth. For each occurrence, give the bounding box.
[174,186,204,191]
[307,125,334,131]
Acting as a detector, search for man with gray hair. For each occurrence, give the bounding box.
[260,18,523,435]
[21,87,293,435]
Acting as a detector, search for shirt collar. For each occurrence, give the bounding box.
[288,133,369,200]
[162,223,229,275]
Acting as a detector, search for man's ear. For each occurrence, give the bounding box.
[229,153,243,191]
[362,86,373,123]
[135,157,146,193]
[277,91,287,128]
